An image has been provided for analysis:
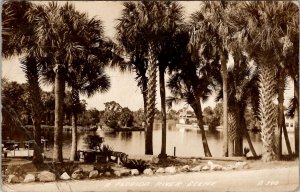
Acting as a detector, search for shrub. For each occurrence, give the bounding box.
[124,159,149,173]
[101,144,113,156]
[84,135,104,150]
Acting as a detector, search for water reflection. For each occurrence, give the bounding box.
[4,123,295,159]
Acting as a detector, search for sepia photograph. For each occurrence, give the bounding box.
[1,1,299,191]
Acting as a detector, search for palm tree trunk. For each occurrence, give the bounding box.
[236,107,244,156]
[24,58,44,164]
[228,112,236,157]
[221,54,228,157]
[70,89,79,161]
[159,68,167,158]
[142,76,148,115]
[191,100,212,157]
[259,64,277,162]
[244,129,257,157]
[282,113,292,155]
[275,68,285,159]
[294,78,299,156]
[145,47,156,155]
[53,64,65,162]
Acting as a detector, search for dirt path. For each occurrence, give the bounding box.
[3,166,298,192]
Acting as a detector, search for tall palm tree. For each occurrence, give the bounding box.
[227,1,299,161]
[116,1,184,155]
[190,2,234,156]
[155,2,184,159]
[27,2,112,162]
[2,1,44,164]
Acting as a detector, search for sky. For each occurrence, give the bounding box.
[1,1,294,111]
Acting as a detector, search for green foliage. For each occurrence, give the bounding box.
[124,159,149,173]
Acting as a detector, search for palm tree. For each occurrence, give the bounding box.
[116,1,184,155]
[227,1,299,161]
[27,2,112,162]
[2,1,44,164]
[216,52,259,157]
[167,50,215,157]
[67,64,110,161]
[155,2,184,159]
[191,2,234,156]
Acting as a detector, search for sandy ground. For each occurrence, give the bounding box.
[2,165,299,192]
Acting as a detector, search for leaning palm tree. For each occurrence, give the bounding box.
[227,1,299,161]
[190,2,234,156]
[167,52,215,157]
[2,1,44,164]
[27,2,113,162]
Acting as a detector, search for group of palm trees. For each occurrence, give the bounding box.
[2,1,298,164]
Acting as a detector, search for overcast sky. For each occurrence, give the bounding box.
[1,1,294,111]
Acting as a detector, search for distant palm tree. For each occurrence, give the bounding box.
[27,2,113,162]
[2,1,44,164]
[227,1,299,161]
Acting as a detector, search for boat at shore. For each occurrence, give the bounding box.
[176,110,211,131]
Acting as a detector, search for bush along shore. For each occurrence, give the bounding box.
[3,156,255,184]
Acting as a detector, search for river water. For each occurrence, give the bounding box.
[50,121,295,159]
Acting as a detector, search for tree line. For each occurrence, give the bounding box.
[2,1,298,163]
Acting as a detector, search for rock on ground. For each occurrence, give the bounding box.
[191,165,202,172]
[8,175,21,183]
[38,171,56,182]
[104,172,111,177]
[179,165,190,172]
[155,168,165,173]
[165,166,176,174]
[60,172,71,180]
[143,168,153,175]
[114,170,121,177]
[211,164,223,171]
[130,169,139,175]
[89,170,99,179]
[234,162,249,169]
[23,174,35,183]
[72,169,84,180]
[201,165,210,171]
